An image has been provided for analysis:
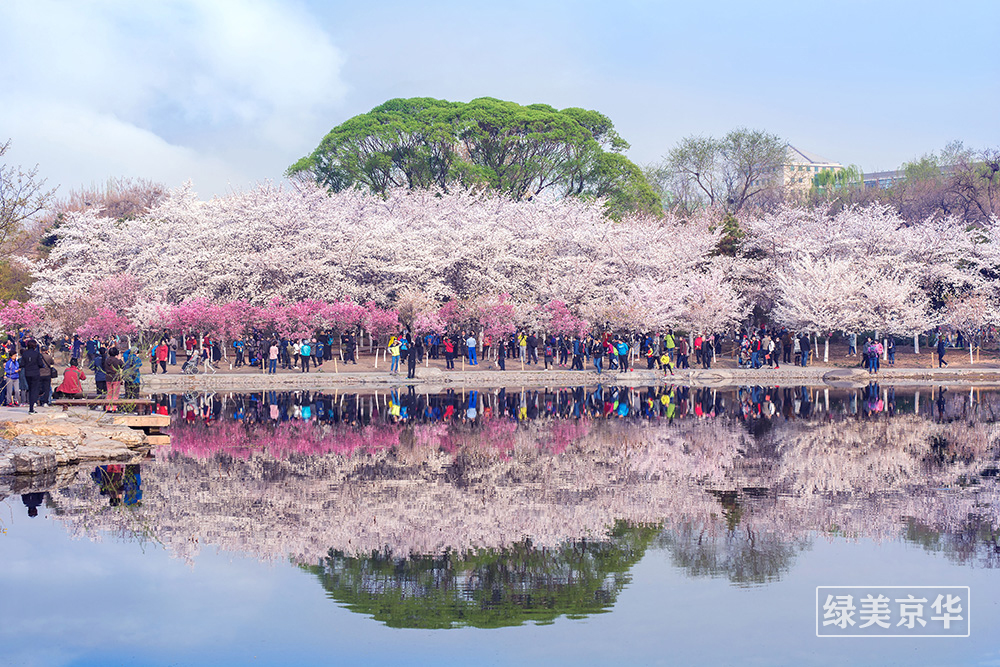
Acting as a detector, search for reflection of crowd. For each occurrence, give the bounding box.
[150,384,961,438]
[90,464,143,507]
[154,386,735,429]
[733,383,905,428]
[16,465,144,518]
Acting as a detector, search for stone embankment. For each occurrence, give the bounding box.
[0,408,151,477]
[138,365,1000,392]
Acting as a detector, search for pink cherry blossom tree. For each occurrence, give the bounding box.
[164,298,227,343]
[412,310,446,335]
[77,308,138,341]
[480,294,519,338]
[361,302,400,361]
[541,299,590,337]
[0,299,46,332]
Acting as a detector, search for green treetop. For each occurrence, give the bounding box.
[288,97,661,218]
[299,521,661,629]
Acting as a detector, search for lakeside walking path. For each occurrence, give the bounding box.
[135,364,1000,392]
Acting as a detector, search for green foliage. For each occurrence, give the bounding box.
[713,212,744,257]
[903,154,942,183]
[300,521,660,629]
[290,97,660,217]
[812,164,863,192]
[0,257,31,300]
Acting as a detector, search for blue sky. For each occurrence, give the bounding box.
[1,0,997,199]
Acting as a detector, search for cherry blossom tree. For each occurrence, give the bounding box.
[412,310,446,335]
[858,267,935,357]
[28,184,725,321]
[89,273,144,316]
[539,300,590,337]
[216,300,266,342]
[945,291,998,362]
[323,299,365,334]
[773,257,867,362]
[480,294,519,338]
[165,298,227,342]
[77,308,138,341]
[683,264,745,341]
[128,299,172,346]
[0,299,45,332]
[437,300,470,332]
[26,181,1000,352]
[361,302,400,362]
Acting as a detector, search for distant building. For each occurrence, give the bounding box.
[862,169,906,189]
[782,145,843,191]
[863,165,956,189]
[754,144,844,191]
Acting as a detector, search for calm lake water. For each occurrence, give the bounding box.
[2,384,999,666]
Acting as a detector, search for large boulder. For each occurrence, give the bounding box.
[9,446,58,475]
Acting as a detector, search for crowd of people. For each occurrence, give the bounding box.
[380,328,720,377]
[0,322,976,414]
[1,331,143,411]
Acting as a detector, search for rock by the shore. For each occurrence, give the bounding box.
[0,409,150,477]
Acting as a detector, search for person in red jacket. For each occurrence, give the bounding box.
[154,340,169,374]
[55,358,87,399]
[443,337,455,369]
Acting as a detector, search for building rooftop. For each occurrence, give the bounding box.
[786,144,838,166]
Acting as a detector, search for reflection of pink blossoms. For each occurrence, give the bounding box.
[168,419,403,459]
[166,412,577,462]
[543,420,590,454]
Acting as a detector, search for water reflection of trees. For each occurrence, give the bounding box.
[13,385,1000,584]
[657,520,810,586]
[904,516,1000,569]
[301,522,660,629]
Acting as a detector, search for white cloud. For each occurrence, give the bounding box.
[0,0,347,196]
[0,97,241,198]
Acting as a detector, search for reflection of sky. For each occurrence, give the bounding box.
[1,502,996,666]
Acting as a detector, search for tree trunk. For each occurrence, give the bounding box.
[823,336,829,363]
[913,333,919,355]
[882,339,888,361]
